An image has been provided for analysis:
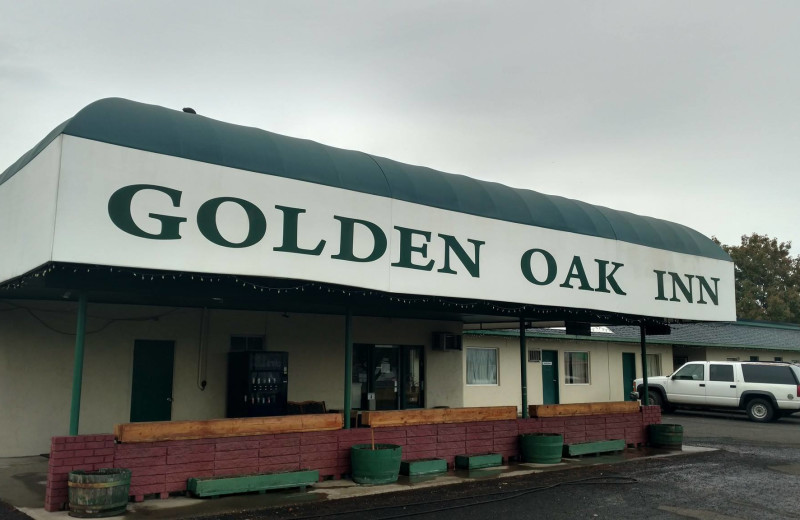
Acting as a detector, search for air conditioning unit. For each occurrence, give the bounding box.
[432,332,462,351]
[528,350,541,363]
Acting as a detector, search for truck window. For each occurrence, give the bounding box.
[709,364,734,382]
[673,364,705,381]
[741,365,798,385]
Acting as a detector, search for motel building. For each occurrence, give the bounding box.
[0,99,735,510]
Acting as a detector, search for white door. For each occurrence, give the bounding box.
[666,363,707,405]
[705,363,738,408]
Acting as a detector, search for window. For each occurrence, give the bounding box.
[466,348,498,385]
[741,365,797,385]
[710,364,734,382]
[673,363,704,381]
[726,357,740,362]
[774,357,783,362]
[230,335,265,351]
[750,356,759,361]
[564,352,590,384]
[646,354,661,377]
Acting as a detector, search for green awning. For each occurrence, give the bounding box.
[1,98,730,262]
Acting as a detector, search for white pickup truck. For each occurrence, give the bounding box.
[632,361,800,422]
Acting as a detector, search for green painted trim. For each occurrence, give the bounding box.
[400,458,448,476]
[344,308,352,429]
[187,470,319,497]
[564,439,625,457]
[519,318,528,419]
[69,294,87,436]
[454,453,503,470]
[1,98,730,261]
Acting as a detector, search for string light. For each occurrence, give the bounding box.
[0,262,661,327]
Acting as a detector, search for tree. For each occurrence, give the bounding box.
[714,234,800,323]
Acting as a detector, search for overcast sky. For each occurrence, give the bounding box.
[2,1,798,250]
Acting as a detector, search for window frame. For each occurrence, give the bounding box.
[564,351,591,385]
[465,347,499,386]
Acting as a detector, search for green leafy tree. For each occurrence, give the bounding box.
[714,234,800,323]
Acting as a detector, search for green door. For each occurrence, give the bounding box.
[130,340,175,422]
[622,353,636,401]
[542,350,559,405]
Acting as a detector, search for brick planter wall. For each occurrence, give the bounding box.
[45,406,661,511]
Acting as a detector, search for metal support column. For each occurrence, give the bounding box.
[343,308,353,429]
[69,294,88,436]
[640,325,649,406]
[520,318,529,418]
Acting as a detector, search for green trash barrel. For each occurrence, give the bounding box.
[68,468,131,518]
[648,424,683,450]
[350,444,402,484]
[519,433,564,464]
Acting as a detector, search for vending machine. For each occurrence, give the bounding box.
[226,351,289,418]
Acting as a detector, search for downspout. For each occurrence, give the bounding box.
[197,308,208,391]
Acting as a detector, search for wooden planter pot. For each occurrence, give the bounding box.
[519,433,564,464]
[350,444,402,485]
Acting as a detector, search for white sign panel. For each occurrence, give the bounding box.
[52,136,736,321]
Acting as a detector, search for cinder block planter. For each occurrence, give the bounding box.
[400,458,448,476]
[454,453,502,470]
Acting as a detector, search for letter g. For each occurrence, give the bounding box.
[108,184,187,240]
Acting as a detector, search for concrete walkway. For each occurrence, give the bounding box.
[1,446,713,520]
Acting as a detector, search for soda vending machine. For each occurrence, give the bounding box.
[226,351,288,418]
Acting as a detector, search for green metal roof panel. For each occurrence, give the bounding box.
[1,97,730,261]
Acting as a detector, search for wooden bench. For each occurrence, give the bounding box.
[529,401,640,418]
[187,470,319,498]
[361,406,517,427]
[563,439,626,457]
[114,414,342,443]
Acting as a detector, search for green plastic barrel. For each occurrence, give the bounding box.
[519,433,564,464]
[68,468,131,518]
[350,444,402,484]
[648,424,683,450]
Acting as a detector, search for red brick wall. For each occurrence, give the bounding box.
[45,406,661,512]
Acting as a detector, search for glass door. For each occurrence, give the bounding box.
[352,344,425,410]
[402,346,424,408]
[373,346,399,410]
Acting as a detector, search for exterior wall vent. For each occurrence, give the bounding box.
[528,349,542,363]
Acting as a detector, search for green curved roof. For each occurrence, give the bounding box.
[1,98,731,261]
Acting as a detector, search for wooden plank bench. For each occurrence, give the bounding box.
[115,414,342,443]
[361,406,517,427]
[563,439,626,457]
[187,470,319,498]
[529,401,640,418]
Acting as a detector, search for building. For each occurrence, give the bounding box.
[0,98,735,458]
[461,320,800,410]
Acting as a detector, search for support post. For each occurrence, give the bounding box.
[640,324,649,406]
[519,317,528,418]
[69,294,88,436]
[344,308,353,429]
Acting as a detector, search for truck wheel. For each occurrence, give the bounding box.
[647,390,664,409]
[746,398,774,422]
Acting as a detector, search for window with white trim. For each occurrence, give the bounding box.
[646,354,661,377]
[564,351,590,384]
[466,348,498,385]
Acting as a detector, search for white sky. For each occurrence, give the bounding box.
[2,1,798,250]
